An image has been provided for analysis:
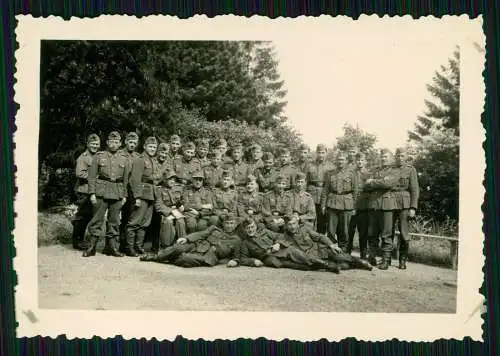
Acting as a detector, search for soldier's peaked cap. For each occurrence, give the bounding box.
[183,141,196,150]
[275,175,287,183]
[262,152,274,160]
[126,132,139,141]
[395,147,406,154]
[87,133,100,143]
[164,170,177,180]
[108,131,121,140]
[191,171,204,179]
[298,143,309,150]
[279,147,290,155]
[295,172,307,180]
[231,142,243,150]
[169,134,181,142]
[246,174,257,182]
[158,143,169,152]
[316,144,327,151]
[221,170,233,178]
[220,212,237,222]
[144,136,158,146]
[251,143,262,150]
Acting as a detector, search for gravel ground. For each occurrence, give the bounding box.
[38,244,458,313]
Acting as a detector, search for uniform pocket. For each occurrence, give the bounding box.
[95,181,106,196]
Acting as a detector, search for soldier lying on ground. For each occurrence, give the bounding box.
[227,218,340,273]
[281,214,373,271]
[139,213,241,267]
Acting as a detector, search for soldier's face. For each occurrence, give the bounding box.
[317,149,327,161]
[264,158,274,168]
[222,220,237,233]
[252,148,262,160]
[192,177,203,188]
[300,149,308,160]
[183,149,195,160]
[381,152,392,166]
[244,222,257,237]
[246,180,257,192]
[280,153,291,165]
[144,143,157,157]
[395,152,406,166]
[221,176,232,188]
[107,139,121,152]
[285,218,300,233]
[336,156,347,169]
[126,139,138,152]
[348,149,357,161]
[220,143,228,154]
[296,178,306,190]
[158,150,169,162]
[170,141,181,152]
[232,149,243,161]
[356,157,367,169]
[87,140,100,153]
[166,178,176,188]
[276,181,286,191]
[212,155,222,166]
[197,147,208,157]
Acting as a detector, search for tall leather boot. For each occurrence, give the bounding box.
[378,251,391,270]
[82,235,98,257]
[107,237,124,257]
[125,230,138,257]
[71,221,85,250]
[135,229,146,255]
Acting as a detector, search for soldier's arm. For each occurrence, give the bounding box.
[308,226,335,246]
[352,170,359,203]
[261,194,272,217]
[185,225,218,242]
[238,241,259,267]
[319,171,329,210]
[87,155,99,195]
[122,157,131,198]
[129,157,145,199]
[410,167,420,209]
[300,196,316,223]
[75,155,89,179]
[154,187,172,216]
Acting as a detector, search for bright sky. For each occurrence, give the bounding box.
[273,22,463,150]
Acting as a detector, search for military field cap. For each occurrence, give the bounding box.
[191,170,204,179]
[355,152,367,159]
[196,139,210,148]
[221,170,233,178]
[251,143,262,150]
[220,212,237,222]
[164,170,177,180]
[246,174,257,182]
[107,131,121,141]
[279,147,290,155]
[262,152,274,160]
[169,134,181,142]
[231,142,243,151]
[157,143,169,152]
[316,144,327,151]
[380,148,393,156]
[125,132,139,141]
[208,151,222,159]
[336,151,348,159]
[395,147,406,154]
[183,141,196,151]
[295,172,307,181]
[87,133,100,143]
[298,144,309,151]
[144,136,158,146]
[275,175,287,183]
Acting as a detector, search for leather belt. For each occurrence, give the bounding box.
[98,177,123,183]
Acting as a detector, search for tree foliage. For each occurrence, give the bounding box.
[331,123,379,168]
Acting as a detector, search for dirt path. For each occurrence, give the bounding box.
[38,244,457,313]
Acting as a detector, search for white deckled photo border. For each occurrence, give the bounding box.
[13,14,485,342]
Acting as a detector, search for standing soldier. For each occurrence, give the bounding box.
[262,175,294,232]
[195,138,211,168]
[306,144,333,235]
[169,134,182,160]
[71,133,101,250]
[203,151,225,190]
[365,149,399,269]
[173,142,202,186]
[392,147,419,269]
[182,171,216,233]
[236,174,264,225]
[126,136,159,256]
[224,142,250,193]
[153,170,186,251]
[347,152,371,259]
[256,152,279,193]
[84,131,129,257]
[118,132,140,253]
[277,148,298,190]
[289,172,316,227]
[347,146,358,171]
[247,143,264,174]
[320,152,358,252]
[296,144,310,173]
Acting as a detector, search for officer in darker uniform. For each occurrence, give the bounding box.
[126,136,160,256]
[71,133,101,250]
[392,147,420,269]
[84,131,130,257]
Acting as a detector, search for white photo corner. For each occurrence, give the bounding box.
[13,14,485,342]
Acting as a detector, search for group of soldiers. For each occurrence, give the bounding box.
[71,129,419,273]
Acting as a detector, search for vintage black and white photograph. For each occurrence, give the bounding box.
[14,15,484,341]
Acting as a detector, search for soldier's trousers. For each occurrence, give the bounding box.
[148,243,218,267]
[315,204,327,234]
[347,210,369,255]
[184,212,211,233]
[149,210,162,251]
[326,208,354,249]
[87,197,123,250]
[393,209,410,258]
[126,199,154,250]
[368,210,394,257]
[158,216,186,249]
[119,191,134,250]
[71,193,93,247]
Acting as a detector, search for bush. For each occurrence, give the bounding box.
[38,210,73,247]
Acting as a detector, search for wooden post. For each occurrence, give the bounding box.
[450,240,458,270]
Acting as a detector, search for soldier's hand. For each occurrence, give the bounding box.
[226,260,238,268]
[277,218,284,225]
[329,244,342,254]
[321,206,326,215]
[179,205,185,212]
[135,199,141,207]
[271,243,280,252]
[247,209,254,215]
[167,215,175,221]
[409,208,416,218]
[176,237,187,244]
[121,197,126,206]
[253,259,264,267]
[90,194,97,205]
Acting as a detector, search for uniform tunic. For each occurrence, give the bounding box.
[289,190,316,226]
[212,187,239,216]
[173,157,202,185]
[203,165,225,189]
[262,190,294,231]
[255,167,279,193]
[236,191,264,222]
[182,186,216,232]
[224,159,250,189]
[154,185,186,247]
[277,163,298,190]
[247,159,264,175]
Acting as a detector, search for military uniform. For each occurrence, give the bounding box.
[72,147,97,249]
[153,183,186,249]
[320,166,358,250]
[392,162,419,267]
[182,181,216,233]
[365,164,400,268]
[85,136,130,257]
[262,189,294,232]
[306,159,333,234]
[211,186,239,226]
[296,159,310,174]
[237,190,264,223]
[347,167,371,258]
[203,164,225,189]
[224,159,250,192]
[290,189,316,227]
[255,166,279,193]
[126,144,161,256]
[247,159,264,175]
[277,163,298,190]
[173,156,202,186]
[141,224,242,267]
